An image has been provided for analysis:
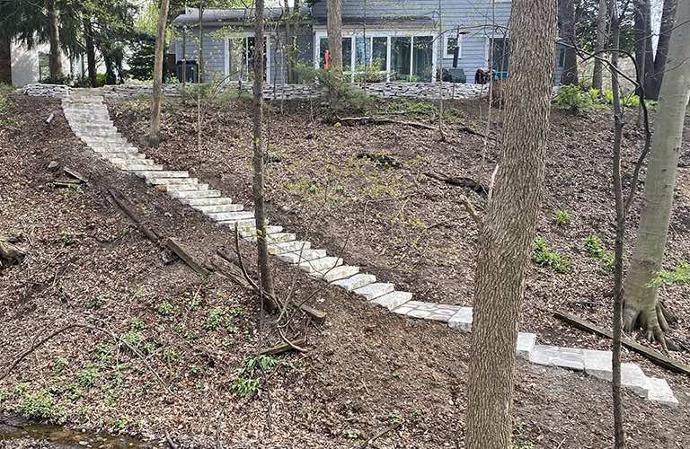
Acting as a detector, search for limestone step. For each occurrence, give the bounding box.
[646,378,679,407]
[268,241,312,255]
[239,226,284,237]
[372,291,413,310]
[66,117,113,124]
[353,282,395,300]
[169,189,221,200]
[243,232,296,244]
[100,152,146,160]
[299,257,343,274]
[185,197,235,207]
[147,177,199,186]
[164,183,209,192]
[276,249,327,264]
[218,219,255,229]
[124,164,164,172]
[137,171,190,179]
[207,211,255,222]
[331,273,377,291]
[311,265,360,283]
[109,158,155,167]
[194,203,244,214]
[448,307,474,331]
[516,333,538,359]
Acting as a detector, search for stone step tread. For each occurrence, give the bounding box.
[331,273,377,291]
[193,204,245,214]
[243,233,296,244]
[299,256,343,274]
[217,219,255,229]
[392,300,462,322]
[164,183,209,192]
[207,211,255,221]
[185,197,234,206]
[239,225,284,237]
[372,291,413,310]
[268,240,312,255]
[169,189,221,199]
[138,171,190,179]
[148,177,199,186]
[276,249,327,264]
[124,164,164,172]
[353,282,395,300]
[312,265,360,283]
[646,377,678,407]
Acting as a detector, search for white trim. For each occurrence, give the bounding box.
[224,38,230,78]
[266,36,271,83]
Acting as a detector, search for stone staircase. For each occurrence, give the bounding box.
[61,91,679,407]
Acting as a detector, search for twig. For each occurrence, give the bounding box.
[359,420,403,449]
[338,116,436,130]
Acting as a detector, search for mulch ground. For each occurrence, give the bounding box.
[0,93,688,449]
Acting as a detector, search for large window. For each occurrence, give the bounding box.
[412,36,433,81]
[491,38,510,78]
[391,37,411,81]
[229,36,267,82]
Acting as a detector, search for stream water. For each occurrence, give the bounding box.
[0,416,161,448]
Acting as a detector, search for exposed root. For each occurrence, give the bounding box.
[623,302,673,353]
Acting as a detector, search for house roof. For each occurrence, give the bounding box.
[172,6,310,26]
[313,16,434,27]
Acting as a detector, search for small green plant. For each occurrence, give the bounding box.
[554,209,571,227]
[621,93,640,108]
[230,355,288,398]
[18,389,61,422]
[112,417,127,430]
[584,234,605,258]
[78,366,98,388]
[64,383,82,401]
[53,357,69,374]
[553,84,593,112]
[649,261,690,288]
[162,349,178,364]
[94,342,113,363]
[157,301,174,317]
[230,377,261,398]
[532,237,570,273]
[204,306,242,332]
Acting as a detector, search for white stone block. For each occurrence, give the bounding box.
[448,307,473,332]
[268,241,312,255]
[353,283,395,300]
[331,273,377,291]
[529,346,585,371]
[299,257,343,273]
[646,378,679,407]
[372,291,413,310]
[516,333,537,359]
[276,249,326,264]
[313,265,360,283]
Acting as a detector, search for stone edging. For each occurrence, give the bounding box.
[60,89,679,407]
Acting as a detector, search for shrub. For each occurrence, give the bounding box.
[532,237,570,273]
[554,209,571,227]
[18,389,61,422]
[649,261,690,288]
[553,84,593,112]
[584,234,605,258]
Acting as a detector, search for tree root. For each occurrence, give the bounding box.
[623,301,674,352]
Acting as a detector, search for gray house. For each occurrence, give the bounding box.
[172,0,565,85]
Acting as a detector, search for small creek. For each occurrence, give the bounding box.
[0,415,161,448]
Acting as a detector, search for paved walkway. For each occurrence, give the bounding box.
[61,90,679,407]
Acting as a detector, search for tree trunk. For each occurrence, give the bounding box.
[558,0,578,85]
[650,0,677,99]
[45,0,63,81]
[326,0,343,77]
[609,5,626,447]
[148,0,170,147]
[633,0,655,96]
[624,0,690,342]
[465,0,557,447]
[83,17,97,87]
[0,37,11,85]
[286,2,298,84]
[252,0,277,312]
[198,2,204,83]
[592,0,608,90]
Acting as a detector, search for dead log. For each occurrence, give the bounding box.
[338,116,436,131]
[108,189,161,244]
[164,238,211,277]
[260,338,307,356]
[63,167,87,183]
[554,310,690,376]
[424,172,489,196]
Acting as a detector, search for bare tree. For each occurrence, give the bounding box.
[592,0,608,90]
[650,0,678,98]
[559,0,579,85]
[624,0,690,344]
[326,0,343,77]
[465,0,557,447]
[46,0,63,80]
[148,0,171,147]
[252,0,277,312]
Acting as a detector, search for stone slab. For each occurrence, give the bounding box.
[207,211,254,222]
[529,346,585,371]
[138,171,189,179]
[239,225,284,237]
[276,249,327,264]
[165,183,209,192]
[372,291,413,310]
[313,265,360,283]
[353,283,395,300]
[448,307,474,332]
[123,164,164,172]
[299,257,343,273]
[169,189,221,200]
[331,273,377,291]
[582,349,612,378]
[646,377,679,407]
[620,363,649,397]
[516,333,537,359]
[268,241,312,255]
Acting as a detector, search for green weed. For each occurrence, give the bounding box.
[53,357,68,374]
[649,261,690,288]
[553,84,593,112]
[78,366,98,388]
[157,301,174,317]
[532,237,570,274]
[584,234,605,258]
[554,209,571,227]
[230,377,261,398]
[18,389,62,422]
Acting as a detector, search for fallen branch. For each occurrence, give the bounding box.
[554,310,690,376]
[63,167,88,184]
[424,172,488,197]
[164,238,211,277]
[260,338,308,356]
[0,237,25,268]
[338,116,436,131]
[108,189,161,244]
[359,420,403,449]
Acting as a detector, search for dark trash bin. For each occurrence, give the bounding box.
[176,60,199,83]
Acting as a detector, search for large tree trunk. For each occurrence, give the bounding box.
[650,0,678,99]
[148,0,170,147]
[45,0,63,81]
[633,0,655,96]
[83,17,97,87]
[252,0,277,312]
[592,0,608,90]
[198,2,204,83]
[0,37,11,85]
[558,0,578,85]
[326,0,343,77]
[623,0,690,342]
[465,0,557,447]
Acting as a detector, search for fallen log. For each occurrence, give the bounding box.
[554,310,690,376]
[164,238,211,277]
[63,167,88,184]
[338,116,436,131]
[260,338,308,356]
[424,172,489,196]
[108,189,161,244]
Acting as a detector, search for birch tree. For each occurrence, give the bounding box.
[148,0,170,147]
[623,0,690,343]
[465,1,557,447]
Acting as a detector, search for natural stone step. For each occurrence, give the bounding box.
[207,211,254,222]
[299,256,343,274]
[275,249,327,264]
[100,152,146,159]
[123,164,164,172]
[239,226,284,238]
[516,333,537,359]
[646,378,679,407]
[353,282,395,300]
[109,158,155,167]
[164,183,209,192]
[393,301,463,322]
[185,197,235,207]
[193,204,244,214]
[169,189,221,200]
[331,273,377,291]
[372,291,413,310]
[218,219,255,229]
[448,307,473,331]
[243,232,296,244]
[312,265,360,283]
[529,346,585,371]
[137,171,190,179]
[268,241,311,255]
